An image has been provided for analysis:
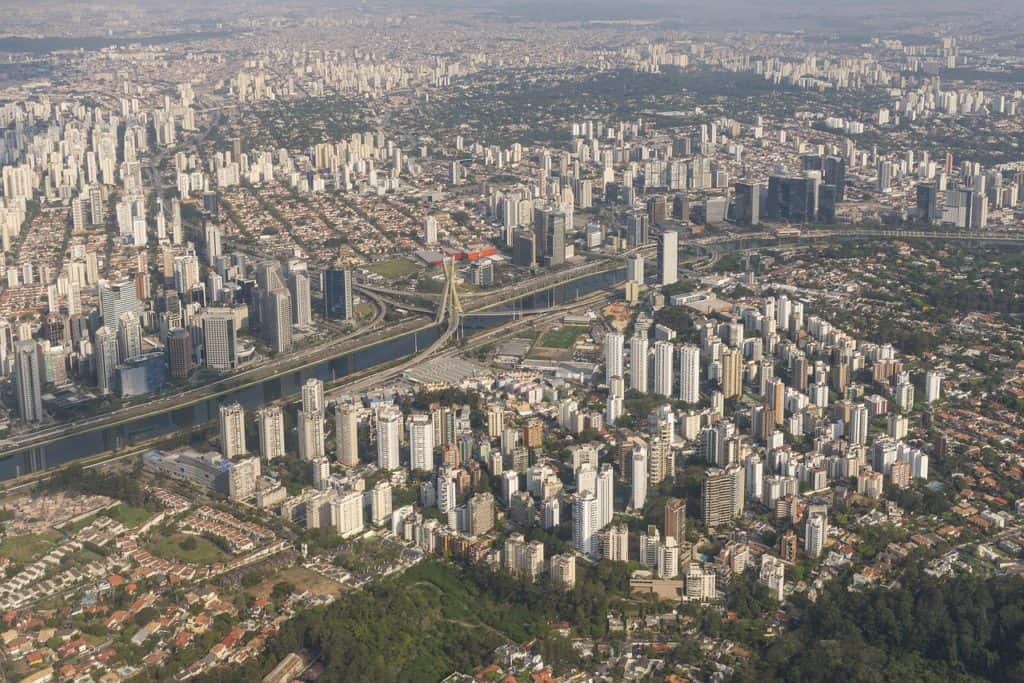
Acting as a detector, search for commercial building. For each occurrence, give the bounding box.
[13,340,43,422]
[143,448,260,501]
[116,353,167,397]
[322,268,354,322]
[658,230,678,286]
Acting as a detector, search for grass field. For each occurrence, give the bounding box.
[246,565,346,599]
[355,302,376,320]
[367,258,421,279]
[537,326,588,349]
[146,532,230,566]
[0,531,61,563]
[104,504,153,528]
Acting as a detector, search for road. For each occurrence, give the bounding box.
[328,287,616,398]
[0,289,389,453]
[5,214,1007,466]
[0,251,629,457]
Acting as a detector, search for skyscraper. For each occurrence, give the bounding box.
[721,347,742,398]
[409,413,434,471]
[313,457,331,491]
[925,370,942,404]
[630,332,649,394]
[335,403,360,467]
[824,156,847,202]
[298,409,325,461]
[573,491,599,556]
[665,497,686,545]
[849,403,869,446]
[256,406,285,460]
[322,269,354,322]
[917,183,938,225]
[627,253,645,285]
[469,492,495,536]
[625,210,649,248]
[702,466,744,529]
[301,377,324,414]
[167,328,193,379]
[264,288,293,353]
[204,223,222,266]
[289,271,312,328]
[805,511,828,558]
[93,327,118,395]
[202,310,238,371]
[605,332,624,380]
[116,312,142,363]
[733,182,760,226]
[658,230,678,286]
[98,280,142,330]
[13,340,43,423]
[597,463,614,530]
[653,341,674,397]
[677,344,700,404]
[376,407,402,470]
[219,403,247,458]
[765,175,815,223]
[533,205,567,267]
[631,445,648,510]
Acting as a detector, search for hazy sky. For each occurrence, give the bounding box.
[1,0,1021,36]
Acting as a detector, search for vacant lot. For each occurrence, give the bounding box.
[537,325,588,349]
[246,565,346,599]
[147,532,230,566]
[368,258,421,279]
[0,531,61,563]
[104,504,153,528]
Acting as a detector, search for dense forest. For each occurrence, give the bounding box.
[198,559,632,683]
[197,559,1024,683]
[737,567,1024,682]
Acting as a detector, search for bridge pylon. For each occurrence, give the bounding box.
[436,257,464,329]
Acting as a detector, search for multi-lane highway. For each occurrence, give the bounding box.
[4,223,1011,478]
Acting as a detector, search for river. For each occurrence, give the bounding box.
[1,267,625,480]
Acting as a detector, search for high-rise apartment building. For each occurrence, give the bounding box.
[573,491,600,556]
[301,378,324,414]
[702,466,744,529]
[605,332,624,380]
[409,413,435,471]
[653,341,674,397]
[335,403,360,467]
[721,347,743,398]
[665,497,686,545]
[219,402,246,458]
[298,409,325,461]
[677,344,700,404]
[256,406,286,460]
[630,332,649,394]
[376,407,402,470]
